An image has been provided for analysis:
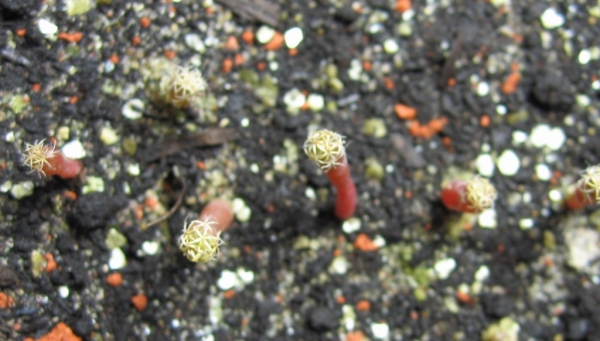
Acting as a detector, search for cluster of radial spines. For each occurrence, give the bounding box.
[465,177,498,212]
[576,165,600,202]
[22,140,57,175]
[167,66,208,108]
[303,129,346,172]
[178,218,223,263]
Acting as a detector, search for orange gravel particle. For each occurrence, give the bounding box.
[362,61,372,72]
[134,204,144,220]
[222,58,233,73]
[456,290,473,305]
[164,50,176,60]
[58,32,83,43]
[131,294,148,312]
[234,53,244,66]
[44,253,57,273]
[447,77,456,87]
[144,196,159,211]
[224,36,239,51]
[109,54,119,64]
[131,36,141,46]
[346,331,365,341]
[479,115,490,127]
[427,117,447,133]
[16,28,26,37]
[288,48,298,56]
[354,233,378,252]
[63,190,77,201]
[106,272,123,287]
[140,17,151,29]
[395,103,417,120]
[224,290,236,299]
[395,0,411,13]
[32,83,41,92]
[24,338,34,341]
[336,295,346,304]
[69,96,78,104]
[241,30,254,44]
[355,300,371,311]
[501,65,521,94]
[333,248,342,257]
[37,322,81,341]
[384,76,395,90]
[264,32,284,51]
[408,120,421,137]
[257,61,266,71]
[0,292,14,309]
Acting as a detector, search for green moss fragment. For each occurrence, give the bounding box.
[31,250,45,277]
[123,138,138,156]
[239,69,259,86]
[365,157,384,181]
[8,95,30,114]
[66,0,94,16]
[363,118,387,138]
[414,287,427,301]
[105,228,127,249]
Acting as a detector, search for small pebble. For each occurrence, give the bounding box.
[329,256,348,275]
[579,49,591,64]
[519,218,535,230]
[434,258,456,279]
[58,286,69,298]
[217,270,238,290]
[383,38,399,54]
[497,150,520,176]
[256,26,275,44]
[342,217,361,234]
[540,7,565,29]
[62,140,86,159]
[109,248,126,270]
[474,265,490,282]
[307,94,324,111]
[184,33,206,53]
[512,131,528,145]
[237,267,255,284]
[282,88,306,113]
[284,27,303,49]
[100,126,119,145]
[535,164,552,181]
[122,98,145,120]
[370,322,390,339]
[10,181,34,199]
[141,241,160,256]
[546,128,566,150]
[476,154,495,177]
[476,82,490,96]
[529,124,551,148]
[478,209,498,229]
[38,19,58,35]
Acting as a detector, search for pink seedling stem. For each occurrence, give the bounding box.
[23,140,83,179]
[178,199,234,263]
[565,166,600,210]
[441,177,497,214]
[304,129,357,220]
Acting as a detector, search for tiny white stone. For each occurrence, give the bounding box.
[240,118,249,127]
[548,189,563,202]
[474,265,490,282]
[284,27,303,49]
[307,94,324,111]
[540,8,565,29]
[5,131,15,142]
[434,258,456,279]
[383,38,400,54]
[58,286,69,298]
[185,33,206,53]
[576,94,591,107]
[546,128,566,150]
[476,82,490,96]
[519,218,535,230]
[250,163,260,173]
[282,88,306,110]
[496,104,507,115]
[171,319,180,328]
[512,131,528,145]
[38,19,58,35]
[579,49,591,64]
[370,322,390,340]
[217,270,238,290]
[126,163,140,176]
[122,98,145,120]
[237,206,251,223]
[478,209,497,229]
[593,80,600,91]
[497,150,520,176]
[330,256,348,274]
[476,154,495,177]
[373,235,386,248]
[305,187,316,201]
[62,140,86,159]
[342,217,361,234]
[109,248,126,269]
[11,181,34,199]
[565,228,600,271]
[100,126,119,145]
[529,124,551,148]
[348,59,362,81]
[535,164,552,181]
[256,26,276,44]
[141,241,160,255]
[236,267,255,284]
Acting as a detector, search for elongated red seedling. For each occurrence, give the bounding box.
[23,140,83,179]
[565,166,600,210]
[304,129,357,220]
[441,177,497,213]
[178,199,234,263]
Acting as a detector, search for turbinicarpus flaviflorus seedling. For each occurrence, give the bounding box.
[441,177,497,213]
[178,199,234,263]
[22,140,83,179]
[565,165,600,210]
[167,65,208,109]
[304,129,357,220]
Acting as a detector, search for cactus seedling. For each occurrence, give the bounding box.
[565,165,600,210]
[441,177,497,213]
[304,129,357,220]
[167,66,208,109]
[178,199,234,263]
[22,140,83,179]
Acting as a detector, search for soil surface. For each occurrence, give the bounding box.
[1,0,600,340]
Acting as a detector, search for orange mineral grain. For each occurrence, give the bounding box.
[0,292,14,309]
[131,294,148,312]
[36,322,81,341]
[394,103,417,120]
[264,32,284,51]
[353,233,378,251]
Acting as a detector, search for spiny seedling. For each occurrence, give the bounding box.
[178,199,234,263]
[441,177,497,213]
[22,140,82,179]
[304,129,357,220]
[167,65,208,109]
[565,165,600,210]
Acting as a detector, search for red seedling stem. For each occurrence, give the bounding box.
[565,166,600,210]
[326,156,357,220]
[199,199,234,233]
[23,140,83,179]
[441,178,497,214]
